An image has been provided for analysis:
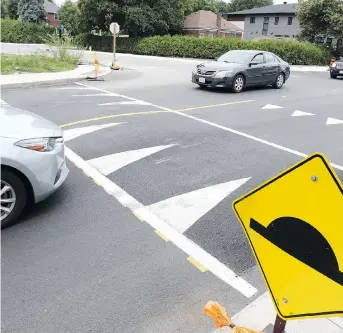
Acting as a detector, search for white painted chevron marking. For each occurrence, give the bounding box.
[326,117,343,125]
[291,110,315,117]
[261,104,284,110]
[63,123,124,142]
[146,178,251,233]
[87,144,176,175]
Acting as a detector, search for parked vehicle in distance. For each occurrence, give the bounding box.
[0,100,69,228]
[192,50,290,93]
[330,56,343,79]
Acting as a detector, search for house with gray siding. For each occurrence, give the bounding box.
[225,3,300,41]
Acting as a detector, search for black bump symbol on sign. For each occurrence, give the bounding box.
[250,216,343,286]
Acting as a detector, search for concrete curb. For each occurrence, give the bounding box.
[0,65,112,90]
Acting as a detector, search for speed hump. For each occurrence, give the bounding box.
[233,153,343,320]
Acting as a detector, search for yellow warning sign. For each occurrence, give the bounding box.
[233,153,343,320]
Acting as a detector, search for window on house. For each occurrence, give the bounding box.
[199,33,205,38]
[209,31,215,39]
[274,17,279,25]
[250,17,256,24]
[262,17,269,36]
[288,17,293,25]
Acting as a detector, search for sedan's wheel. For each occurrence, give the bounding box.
[232,75,245,93]
[273,73,285,89]
[330,73,337,79]
[1,170,27,228]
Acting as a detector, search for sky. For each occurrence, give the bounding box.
[54,0,298,7]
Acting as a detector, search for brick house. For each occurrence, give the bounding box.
[44,0,60,27]
[184,10,243,39]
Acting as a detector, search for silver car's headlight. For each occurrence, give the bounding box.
[15,137,63,152]
[214,70,234,78]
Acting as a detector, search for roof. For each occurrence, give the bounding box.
[44,0,59,14]
[226,3,297,16]
[184,10,242,32]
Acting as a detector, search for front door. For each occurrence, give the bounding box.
[246,53,266,86]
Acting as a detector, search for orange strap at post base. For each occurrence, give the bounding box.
[204,301,264,333]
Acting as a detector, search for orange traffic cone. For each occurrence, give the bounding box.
[204,301,264,333]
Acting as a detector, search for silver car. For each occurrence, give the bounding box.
[0,100,69,228]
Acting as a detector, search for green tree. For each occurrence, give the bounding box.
[297,0,343,43]
[78,0,185,37]
[7,0,19,19]
[58,0,81,35]
[229,0,273,12]
[18,0,46,22]
[1,0,9,18]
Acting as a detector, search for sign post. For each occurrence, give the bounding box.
[233,153,343,329]
[110,22,120,70]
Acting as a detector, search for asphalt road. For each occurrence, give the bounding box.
[2,59,343,333]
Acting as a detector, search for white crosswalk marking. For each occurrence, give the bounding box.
[146,178,251,233]
[87,144,177,175]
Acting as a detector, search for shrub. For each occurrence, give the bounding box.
[75,34,331,66]
[0,19,55,43]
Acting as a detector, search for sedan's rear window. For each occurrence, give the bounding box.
[217,51,255,64]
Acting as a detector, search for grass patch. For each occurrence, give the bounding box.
[1,53,79,74]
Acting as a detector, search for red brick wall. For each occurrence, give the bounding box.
[47,13,60,27]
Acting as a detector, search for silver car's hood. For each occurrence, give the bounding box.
[0,100,62,140]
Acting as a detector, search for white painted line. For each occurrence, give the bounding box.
[63,123,124,142]
[174,111,343,172]
[75,82,171,111]
[87,144,176,175]
[326,117,343,126]
[98,100,151,106]
[73,83,343,172]
[261,104,284,110]
[291,110,315,117]
[155,158,172,164]
[146,178,250,233]
[72,93,118,97]
[65,147,257,298]
[55,87,93,90]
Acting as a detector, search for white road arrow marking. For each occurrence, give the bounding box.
[87,144,176,175]
[326,117,343,125]
[63,123,124,142]
[261,104,284,110]
[146,178,251,233]
[291,110,315,117]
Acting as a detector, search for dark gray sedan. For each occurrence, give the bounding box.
[192,50,290,93]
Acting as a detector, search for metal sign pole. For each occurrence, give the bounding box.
[273,315,286,333]
[112,24,116,68]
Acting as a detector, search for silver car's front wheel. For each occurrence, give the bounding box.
[1,170,27,228]
[1,180,16,221]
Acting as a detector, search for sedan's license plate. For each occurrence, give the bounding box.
[199,77,205,83]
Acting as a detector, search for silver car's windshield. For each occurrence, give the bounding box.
[217,51,253,64]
